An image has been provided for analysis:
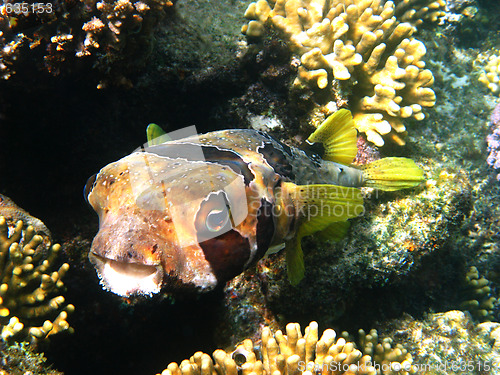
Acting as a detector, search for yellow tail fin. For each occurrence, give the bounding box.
[361,157,425,191]
[307,109,358,165]
[281,182,364,284]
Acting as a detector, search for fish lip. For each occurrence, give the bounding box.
[89,252,164,297]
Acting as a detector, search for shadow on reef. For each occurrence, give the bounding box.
[257,241,468,337]
[336,244,468,332]
[446,0,500,49]
[46,281,226,375]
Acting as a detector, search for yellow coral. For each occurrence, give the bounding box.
[0,216,74,341]
[355,329,414,373]
[393,0,446,29]
[478,52,500,95]
[460,266,497,322]
[158,321,415,375]
[242,0,436,146]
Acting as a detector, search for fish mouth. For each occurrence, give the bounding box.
[89,252,163,297]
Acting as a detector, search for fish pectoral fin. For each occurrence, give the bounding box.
[307,109,358,165]
[285,237,305,286]
[285,222,349,286]
[281,183,364,285]
[265,242,286,256]
[316,221,350,241]
[285,183,363,238]
[361,157,425,191]
[147,123,170,146]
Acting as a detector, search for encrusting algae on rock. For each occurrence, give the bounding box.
[242,0,437,146]
[0,341,63,375]
[157,321,415,375]
[389,310,500,374]
[0,206,73,341]
[0,194,51,249]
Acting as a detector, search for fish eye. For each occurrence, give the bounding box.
[84,173,98,204]
[206,209,230,232]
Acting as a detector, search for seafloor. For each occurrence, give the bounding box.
[1,0,500,374]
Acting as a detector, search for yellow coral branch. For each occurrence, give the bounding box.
[0,215,73,342]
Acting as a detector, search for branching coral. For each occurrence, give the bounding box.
[460,266,497,322]
[0,216,74,341]
[0,0,173,86]
[355,329,413,372]
[242,0,436,146]
[392,0,446,29]
[158,321,415,375]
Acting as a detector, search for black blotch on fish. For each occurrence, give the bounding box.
[255,198,275,260]
[300,142,324,168]
[258,142,295,180]
[147,143,255,185]
[198,229,251,283]
[258,131,294,158]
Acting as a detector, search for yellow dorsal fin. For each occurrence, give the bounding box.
[307,109,358,164]
[147,123,171,146]
[361,157,425,191]
[281,182,364,285]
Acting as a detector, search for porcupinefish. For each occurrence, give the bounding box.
[85,110,424,297]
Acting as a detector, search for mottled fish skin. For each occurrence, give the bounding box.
[0,194,52,244]
[173,129,364,187]
[85,129,362,296]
